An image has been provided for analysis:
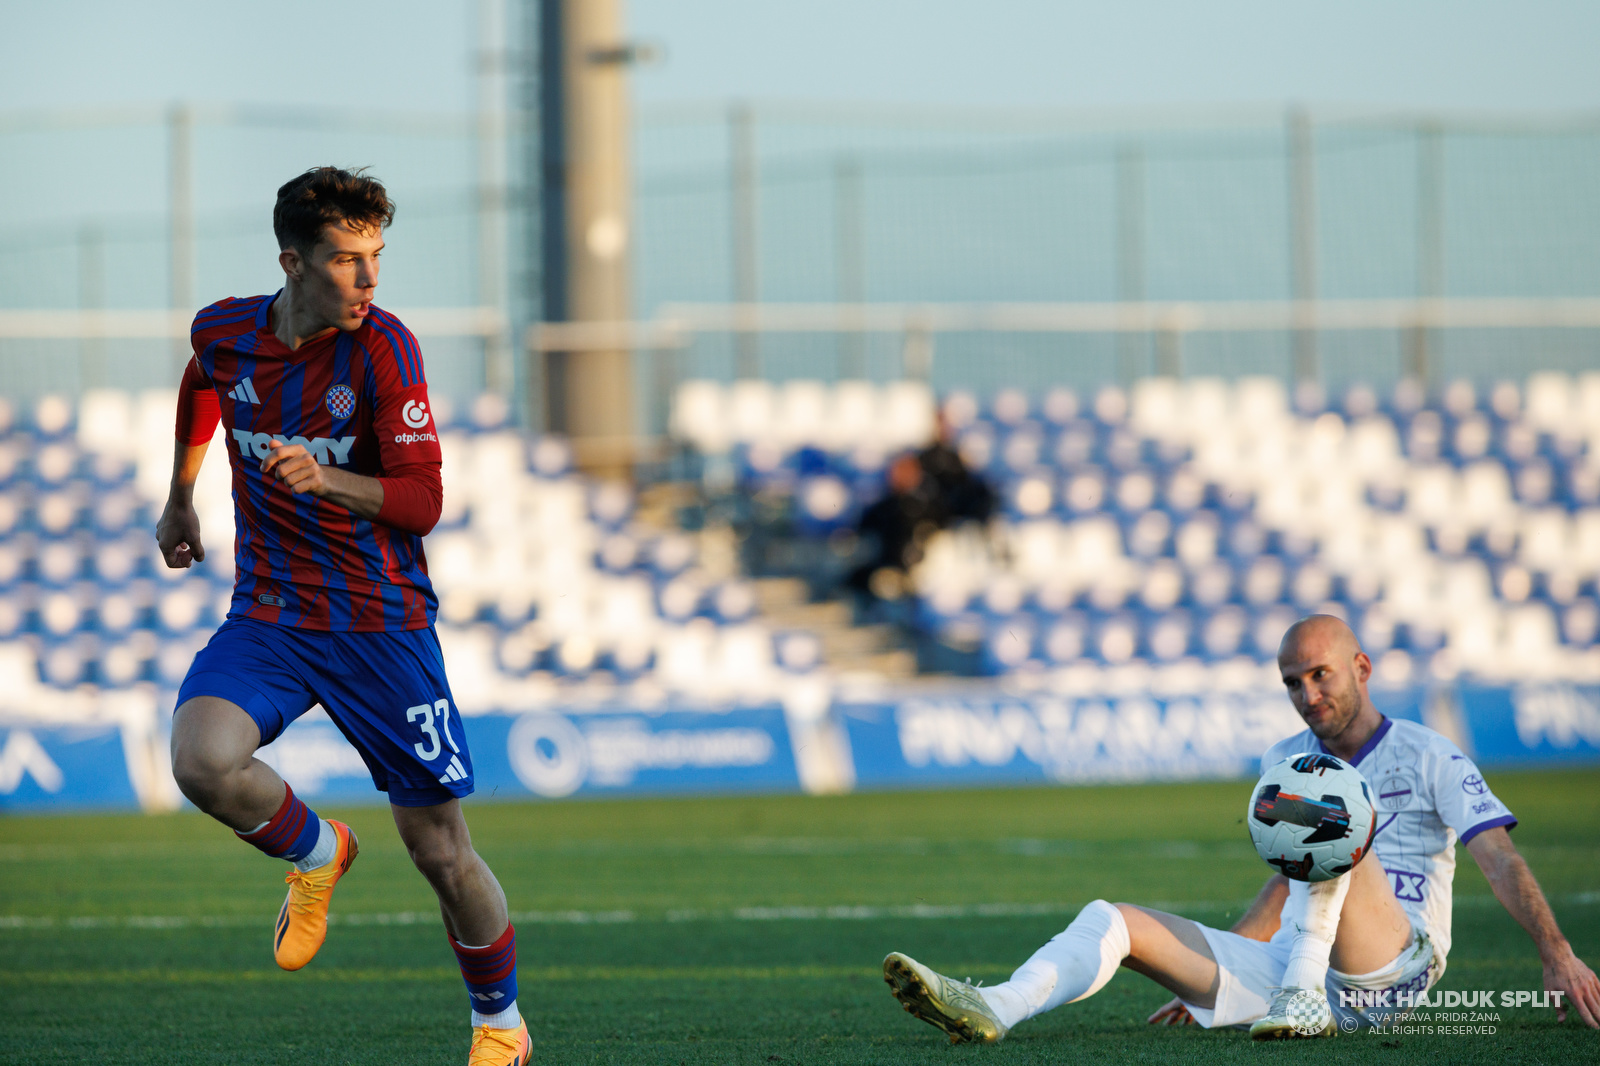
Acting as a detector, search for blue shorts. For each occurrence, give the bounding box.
[177,617,473,806]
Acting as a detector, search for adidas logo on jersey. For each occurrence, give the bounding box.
[228,377,261,404]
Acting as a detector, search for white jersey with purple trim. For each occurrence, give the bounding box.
[1259,717,1516,962]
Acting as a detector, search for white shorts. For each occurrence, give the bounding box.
[1178,922,1442,1029]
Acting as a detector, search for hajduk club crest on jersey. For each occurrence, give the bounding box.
[325,384,356,419]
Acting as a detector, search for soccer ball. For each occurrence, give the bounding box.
[1247,753,1376,882]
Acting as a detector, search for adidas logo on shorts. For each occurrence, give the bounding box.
[438,754,469,785]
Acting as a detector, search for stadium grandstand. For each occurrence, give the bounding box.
[0,369,1596,762]
[3,47,1600,807]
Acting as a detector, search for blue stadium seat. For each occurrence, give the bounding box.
[0,596,22,639]
[606,639,656,679]
[1040,613,1088,665]
[1090,613,1140,664]
[34,537,84,586]
[1040,387,1080,427]
[527,435,574,478]
[1198,606,1249,660]
[1561,599,1599,646]
[773,630,823,673]
[981,616,1034,674]
[93,588,144,635]
[37,587,87,638]
[709,582,758,625]
[0,539,24,589]
[1049,423,1095,470]
[1144,609,1194,661]
[796,473,856,535]
[590,481,634,529]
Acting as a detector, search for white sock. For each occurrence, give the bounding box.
[293,820,337,872]
[1279,874,1351,990]
[978,899,1130,1029]
[473,1001,522,1029]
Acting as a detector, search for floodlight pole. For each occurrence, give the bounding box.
[168,102,195,373]
[540,0,636,475]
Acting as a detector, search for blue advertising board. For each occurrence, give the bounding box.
[255,704,803,803]
[472,706,801,798]
[252,710,383,803]
[0,723,141,811]
[841,690,1307,789]
[1455,684,1600,767]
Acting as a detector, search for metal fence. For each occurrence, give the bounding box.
[2,101,1598,424]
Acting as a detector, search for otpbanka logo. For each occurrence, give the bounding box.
[396,399,437,444]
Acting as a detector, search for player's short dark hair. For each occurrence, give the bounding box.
[273,167,395,255]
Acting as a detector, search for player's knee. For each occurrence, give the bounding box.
[404,834,471,884]
[169,741,241,805]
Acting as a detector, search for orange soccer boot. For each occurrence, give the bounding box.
[468,1020,531,1066]
[273,819,358,970]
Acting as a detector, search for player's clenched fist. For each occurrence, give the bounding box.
[155,501,205,569]
[261,438,329,496]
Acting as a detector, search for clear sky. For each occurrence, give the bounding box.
[2,0,1597,115]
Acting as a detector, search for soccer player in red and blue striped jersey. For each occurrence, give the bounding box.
[157,167,529,1066]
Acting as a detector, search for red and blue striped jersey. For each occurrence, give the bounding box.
[184,292,442,631]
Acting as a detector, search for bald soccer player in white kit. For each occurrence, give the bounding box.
[882,615,1600,1041]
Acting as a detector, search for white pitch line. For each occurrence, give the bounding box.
[3,893,1595,933]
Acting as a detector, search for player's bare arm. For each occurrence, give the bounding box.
[156,439,210,568]
[1230,874,1290,942]
[1147,874,1288,1025]
[1467,826,1600,1027]
[260,438,385,519]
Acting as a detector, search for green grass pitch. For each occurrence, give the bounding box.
[3,768,1597,1064]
